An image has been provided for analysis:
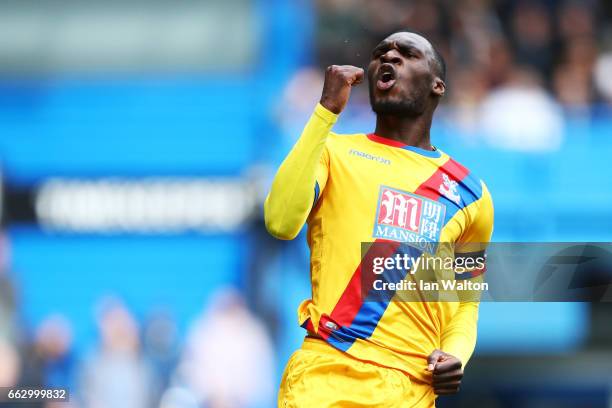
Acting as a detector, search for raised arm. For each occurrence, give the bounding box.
[264,65,364,240]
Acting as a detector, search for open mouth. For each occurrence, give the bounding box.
[376,64,396,91]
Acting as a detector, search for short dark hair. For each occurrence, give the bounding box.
[397,30,446,82]
[431,46,446,82]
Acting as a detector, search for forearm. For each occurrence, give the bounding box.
[441,301,479,368]
[264,104,337,239]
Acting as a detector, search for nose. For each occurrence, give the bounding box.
[380,49,402,65]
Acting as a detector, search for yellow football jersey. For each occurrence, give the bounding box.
[265,104,494,383]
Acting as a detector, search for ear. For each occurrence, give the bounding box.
[432,77,445,97]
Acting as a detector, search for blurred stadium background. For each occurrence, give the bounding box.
[0,0,611,407]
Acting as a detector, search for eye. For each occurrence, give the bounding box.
[398,45,418,58]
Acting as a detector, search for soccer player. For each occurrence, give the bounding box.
[265,31,494,408]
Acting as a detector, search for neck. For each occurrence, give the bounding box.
[373,111,434,150]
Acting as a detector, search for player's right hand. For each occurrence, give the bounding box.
[319,65,365,114]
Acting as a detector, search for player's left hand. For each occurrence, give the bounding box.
[426,349,463,395]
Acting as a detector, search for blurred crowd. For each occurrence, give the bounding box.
[280,0,611,151]
[316,0,611,108]
[0,257,275,408]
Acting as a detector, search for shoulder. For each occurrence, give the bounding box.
[438,151,492,207]
[328,131,368,141]
[441,154,494,243]
[325,132,369,151]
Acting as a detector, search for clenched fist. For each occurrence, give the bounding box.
[319,65,365,114]
[427,349,464,395]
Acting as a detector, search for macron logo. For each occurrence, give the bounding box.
[349,149,391,165]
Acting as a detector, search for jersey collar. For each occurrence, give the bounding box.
[367,133,442,158]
